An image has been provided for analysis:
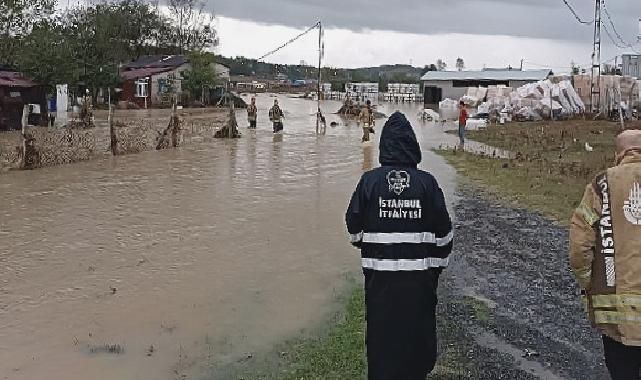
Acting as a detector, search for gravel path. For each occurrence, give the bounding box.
[433,186,610,380]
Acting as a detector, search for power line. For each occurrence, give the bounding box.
[603,23,640,53]
[258,22,321,61]
[523,61,583,69]
[602,23,625,48]
[561,0,594,24]
[602,1,641,49]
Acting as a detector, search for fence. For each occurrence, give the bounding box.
[0,108,229,173]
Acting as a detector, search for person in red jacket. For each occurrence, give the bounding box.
[458,100,468,146]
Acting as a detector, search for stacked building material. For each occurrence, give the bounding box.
[479,79,585,121]
[572,74,638,112]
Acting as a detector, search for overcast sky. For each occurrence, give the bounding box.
[211,0,641,72]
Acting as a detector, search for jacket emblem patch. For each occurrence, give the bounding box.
[623,182,641,226]
[387,170,410,195]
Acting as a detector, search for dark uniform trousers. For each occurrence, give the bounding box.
[365,270,441,380]
[603,335,641,380]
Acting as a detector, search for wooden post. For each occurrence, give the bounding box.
[618,88,625,131]
[108,88,117,155]
[21,105,29,169]
[171,98,179,147]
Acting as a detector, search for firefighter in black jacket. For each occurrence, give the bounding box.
[346,111,453,380]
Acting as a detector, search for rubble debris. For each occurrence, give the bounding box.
[336,103,386,119]
[68,100,95,129]
[156,106,181,149]
[214,107,242,138]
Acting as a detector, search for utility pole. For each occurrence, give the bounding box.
[316,21,323,135]
[590,0,602,113]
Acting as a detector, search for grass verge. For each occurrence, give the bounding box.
[217,286,499,379]
[438,120,640,223]
[437,149,583,223]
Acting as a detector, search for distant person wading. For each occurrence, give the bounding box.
[346,112,453,380]
[359,100,375,143]
[247,97,258,129]
[269,99,284,133]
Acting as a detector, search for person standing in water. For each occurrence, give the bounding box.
[359,100,374,142]
[269,99,284,133]
[247,97,258,129]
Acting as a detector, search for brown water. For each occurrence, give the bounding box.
[0,94,458,380]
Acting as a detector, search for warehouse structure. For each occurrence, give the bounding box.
[421,69,552,106]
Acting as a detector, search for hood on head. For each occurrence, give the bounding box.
[379,111,422,166]
[616,130,641,163]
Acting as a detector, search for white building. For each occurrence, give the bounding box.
[622,54,641,78]
[421,69,551,104]
[345,82,379,99]
[387,83,421,94]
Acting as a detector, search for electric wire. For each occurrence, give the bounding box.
[258,22,321,61]
[561,0,594,24]
[603,23,641,53]
[602,1,639,48]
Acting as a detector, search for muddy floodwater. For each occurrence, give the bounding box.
[1,94,458,380]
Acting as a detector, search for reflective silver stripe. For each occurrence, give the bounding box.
[350,232,363,243]
[362,232,436,244]
[436,231,454,247]
[362,257,449,271]
[605,257,616,287]
[362,231,453,245]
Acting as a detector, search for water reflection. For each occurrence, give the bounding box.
[362,145,374,171]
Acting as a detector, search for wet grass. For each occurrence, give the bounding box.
[224,287,499,380]
[437,149,584,223]
[266,287,367,380]
[438,120,641,223]
[460,297,491,323]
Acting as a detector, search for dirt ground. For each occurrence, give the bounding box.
[437,185,609,380]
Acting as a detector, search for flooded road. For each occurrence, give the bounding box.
[0,94,457,380]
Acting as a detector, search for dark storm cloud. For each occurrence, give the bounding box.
[211,0,641,43]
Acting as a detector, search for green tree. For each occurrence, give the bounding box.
[182,51,218,103]
[14,18,78,91]
[421,64,437,75]
[456,57,465,71]
[167,0,218,53]
[62,0,175,96]
[0,0,56,65]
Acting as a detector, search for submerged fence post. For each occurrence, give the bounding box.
[108,88,117,155]
[20,105,29,169]
[171,99,179,147]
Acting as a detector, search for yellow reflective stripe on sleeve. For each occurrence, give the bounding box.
[574,268,592,283]
[576,202,600,226]
[594,310,641,325]
[592,294,641,309]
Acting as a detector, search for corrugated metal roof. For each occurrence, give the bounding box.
[121,67,173,80]
[122,55,188,69]
[0,70,37,87]
[421,69,552,81]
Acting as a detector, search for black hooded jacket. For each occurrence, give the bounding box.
[345,112,452,269]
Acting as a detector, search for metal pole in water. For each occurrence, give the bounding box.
[317,21,322,135]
